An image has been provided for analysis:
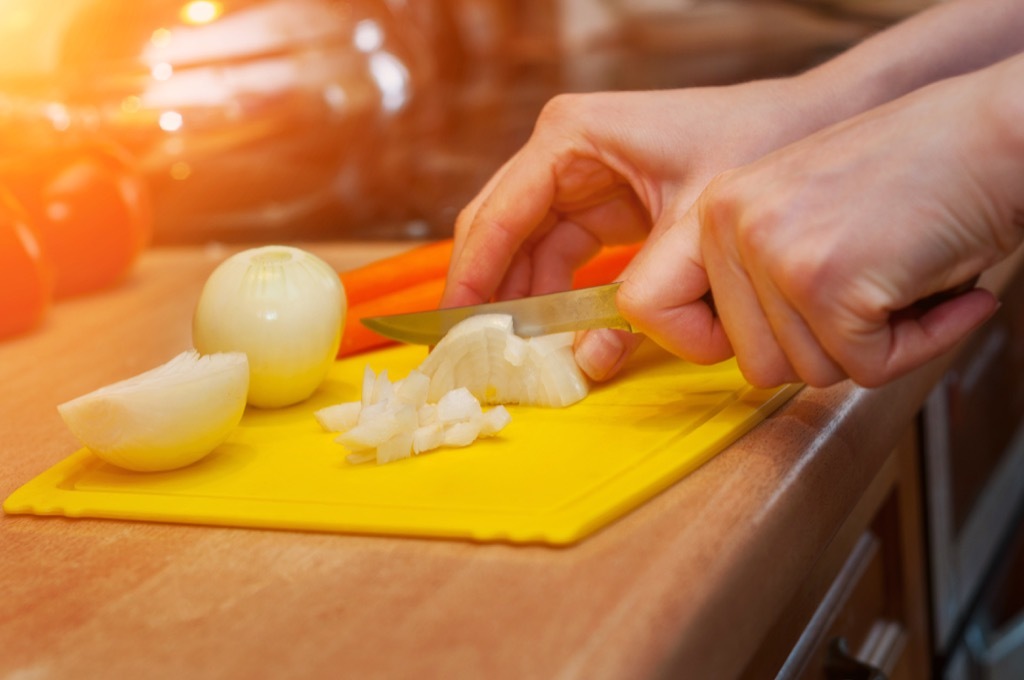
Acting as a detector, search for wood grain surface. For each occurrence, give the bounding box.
[1,241,1019,680]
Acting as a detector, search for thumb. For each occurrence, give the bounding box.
[859,288,998,386]
[618,206,732,365]
[574,203,727,381]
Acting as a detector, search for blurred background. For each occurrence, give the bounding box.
[0,0,932,244]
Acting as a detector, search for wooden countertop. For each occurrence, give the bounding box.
[2,241,1020,680]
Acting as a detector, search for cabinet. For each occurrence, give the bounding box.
[740,429,931,679]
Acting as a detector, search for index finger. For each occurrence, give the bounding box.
[443,149,560,308]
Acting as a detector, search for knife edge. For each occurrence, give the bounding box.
[361,282,632,345]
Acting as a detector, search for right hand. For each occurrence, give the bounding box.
[443,78,834,380]
[620,55,1024,388]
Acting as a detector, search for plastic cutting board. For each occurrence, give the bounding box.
[4,342,800,545]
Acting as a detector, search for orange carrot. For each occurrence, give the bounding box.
[339,278,447,357]
[339,239,453,307]
[337,241,643,357]
[572,243,641,288]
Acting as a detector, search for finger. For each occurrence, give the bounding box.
[839,288,998,387]
[448,157,514,277]
[695,181,843,387]
[525,220,603,295]
[700,251,800,387]
[495,212,559,300]
[737,264,847,387]
[572,204,690,382]
[444,150,557,307]
[617,207,732,366]
[574,328,647,382]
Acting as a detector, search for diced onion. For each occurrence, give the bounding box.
[313,313,590,465]
[313,366,510,465]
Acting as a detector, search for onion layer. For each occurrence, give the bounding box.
[192,245,345,408]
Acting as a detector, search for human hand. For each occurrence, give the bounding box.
[443,78,836,380]
[620,57,1024,388]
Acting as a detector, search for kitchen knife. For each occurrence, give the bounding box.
[361,282,634,345]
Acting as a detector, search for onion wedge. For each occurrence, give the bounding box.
[57,350,249,472]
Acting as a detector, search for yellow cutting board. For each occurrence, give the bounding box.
[4,342,800,545]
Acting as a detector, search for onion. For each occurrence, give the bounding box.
[57,350,249,472]
[417,314,589,407]
[192,245,345,408]
[315,367,511,465]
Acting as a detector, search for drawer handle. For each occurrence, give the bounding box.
[825,638,888,680]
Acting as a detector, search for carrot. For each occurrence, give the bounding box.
[339,278,447,357]
[571,243,641,288]
[337,241,643,357]
[339,239,453,307]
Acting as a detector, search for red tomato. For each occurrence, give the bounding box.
[0,143,153,299]
[0,189,54,339]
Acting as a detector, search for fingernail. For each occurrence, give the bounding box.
[575,330,627,382]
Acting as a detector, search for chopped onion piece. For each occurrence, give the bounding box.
[315,366,510,464]
[443,420,481,448]
[360,365,377,406]
[394,370,430,405]
[313,401,361,432]
[346,451,376,465]
[437,387,483,424]
[479,405,512,437]
[412,423,444,454]
[417,404,438,426]
[336,412,401,451]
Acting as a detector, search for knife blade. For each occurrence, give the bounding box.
[361,282,633,345]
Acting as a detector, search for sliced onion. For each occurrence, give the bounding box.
[57,350,249,472]
[192,245,345,408]
[417,314,590,407]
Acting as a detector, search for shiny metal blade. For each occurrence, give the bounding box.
[361,282,633,345]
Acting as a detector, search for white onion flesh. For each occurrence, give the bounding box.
[314,314,588,464]
[192,245,345,408]
[314,367,510,465]
[57,350,249,472]
[417,314,590,407]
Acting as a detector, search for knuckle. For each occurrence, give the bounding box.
[736,356,791,389]
[615,279,652,328]
[795,359,846,388]
[733,204,781,261]
[453,205,475,235]
[698,174,742,230]
[845,363,887,388]
[537,93,588,127]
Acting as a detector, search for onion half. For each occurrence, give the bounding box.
[192,245,345,408]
